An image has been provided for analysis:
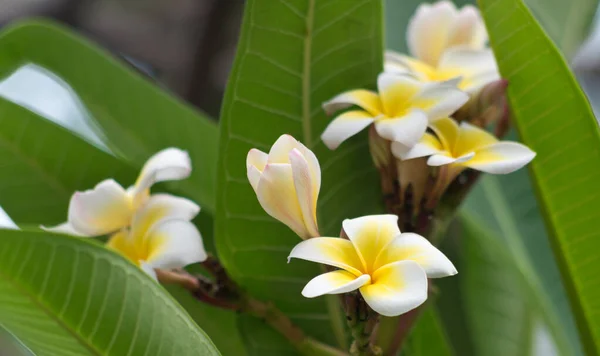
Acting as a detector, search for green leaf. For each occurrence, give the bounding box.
[0,230,220,355]
[464,167,581,355]
[216,0,384,351]
[0,98,136,226]
[401,307,452,356]
[479,0,600,353]
[0,20,218,213]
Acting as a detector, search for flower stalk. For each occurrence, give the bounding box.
[344,293,381,356]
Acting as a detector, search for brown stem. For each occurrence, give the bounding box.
[384,307,423,355]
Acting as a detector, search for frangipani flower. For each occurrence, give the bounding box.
[321,73,468,150]
[107,194,207,279]
[45,148,192,236]
[247,135,320,239]
[392,117,536,175]
[385,49,499,93]
[288,215,456,316]
[407,1,487,66]
[385,1,498,93]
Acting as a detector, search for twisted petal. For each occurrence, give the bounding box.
[407,1,457,65]
[466,142,536,174]
[430,117,459,151]
[131,194,200,239]
[455,121,498,156]
[302,271,371,298]
[289,149,320,238]
[322,89,382,116]
[67,179,132,236]
[288,237,364,276]
[414,83,469,121]
[374,233,457,277]
[144,219,207,270]
[133,148,192,198]
[392,133,443,160]
[360,260,428,317]
[247,149,268,192]
[42,222,86,236]
[427,152,474,166]
[374,111,428,147]
[321,110,375,150]
[256,163,308,238]
[342,215,400,268]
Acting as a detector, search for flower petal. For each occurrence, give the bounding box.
[322,89,383,116]
[438,49,498,92]
[430,117,459,151]
[407,1,457,65]
[288,237,364,276]
[413,83,469,121]
[302,271,371,298]
[130,194,200,240]
[41,222,86,236]
[374,111,428,147]
[145,219,207,270]
[392,133,443,160]
[466,142,536,174]
[247,149,268,192]
[360,260,428,317]
[374,233,457,277]
[68,179,132,236]
[427,153,459,166]
[342,215,400,270]
[377,73,423,117]
[133,148,192,199]
[321,110,375,150]
[140,261,158,280]
[384,51,433,81]
[448,5,487,49]
[107,230,136,261]
[454,121,498,156]
[267,134,299,164]
[289,149,320,238]
[256,163,308,238]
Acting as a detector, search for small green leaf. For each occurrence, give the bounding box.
[216,0,384,351]
[479,0,600,353]
[0,20,218,213]
[0,230,220,355]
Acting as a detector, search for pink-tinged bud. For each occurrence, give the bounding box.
[453,79,510,136]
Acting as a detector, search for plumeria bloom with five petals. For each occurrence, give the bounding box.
[321,73,468,150]
[247,135,321,239]
[44,148,192,237]
[288,215,456,317]
[392,117,536,176]
[107,194,207,279]
[384,1,498,93]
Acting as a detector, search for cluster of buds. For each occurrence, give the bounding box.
[44,148,207,280]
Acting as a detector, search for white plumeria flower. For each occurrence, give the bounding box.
[247,135,320,240]
[321,73,468,150]
[44,148,192,236]
[393,117,536,175]
[406,1,487,66]
[385,48,499,93]
[107,194,207,279]
[288,215,456,317]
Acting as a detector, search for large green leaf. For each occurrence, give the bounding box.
[0,230,220,355]
[216,0,384,351]
[0,20,218,213]
[0,98,136,226]
[401,308,452,356]
[479,0,600,353]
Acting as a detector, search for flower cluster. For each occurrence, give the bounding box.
[45,148,207,279]
[245,1,536,318]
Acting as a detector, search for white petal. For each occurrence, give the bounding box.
[131,194,200,238]
[322,89,382,116]
[134,148,192,196]
[145,219,207,270]
[374,233,457,277]
[449,5,487,49]
[438,49,499,92]
[342,215,400,269]
[427,154,459,166]
[267,134,299,164]
[256,163,309,239]
[415,83,469,121]
[288,237,365,276]
[67,179,132,236]
[0,208,17,230]
[467,142,536,174]
[247,149,268,192]
[374,111,428,147]
[302,271,370,298]
[140,261,158,280]
[384,51,430,81]
[360,260,428,317]
[321,110,375,150]
[41,222,86,236]
[407,1,457,65]
[289,149,320,238]
[377,73,423,117]
[392,133,443,160]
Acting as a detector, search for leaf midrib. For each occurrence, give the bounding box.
[0,266,101,355]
